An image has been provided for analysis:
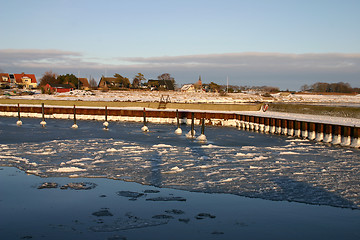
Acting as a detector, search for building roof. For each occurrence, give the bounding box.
[13,73,37,83]
[47,83,74,89]
[0,73,10,82]
[100,77,117,82]
[79,78,90,87]
[181,84,195,91]
[148,79,175,90]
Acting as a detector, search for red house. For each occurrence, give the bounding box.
[44,83,74,93]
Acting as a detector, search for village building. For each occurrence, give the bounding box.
[13,73,37,89]
[180,76,203,92]
[0,73,11,88]
[180,84,196,92]
[78,78,90,90]
[147,79,175,91]
[0,72,37,89]
[98,77,117,89]
[43,83,74,93]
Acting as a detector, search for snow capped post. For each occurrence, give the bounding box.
[175,109,182,135]
[249,116,255,131]
[254,116,260,132]
[301,122,308,139]
[341,126,351,146]
[269,118,276,134]
[323,124,333,143]
[294,121,301,138]
[16,103,22,126]
[315,123,324,142]
[308,123,316,140]
[350,127,360,148]
[259,117,265,132]
[197,118,207,142]
[332,125,342,145]
[103,106,109,130]
[40,103,46,127]
[186,112,196,139]
[263,118,269,133]
[71,105,78,129]
[287,120,294,136]
[275,119,282,134]
[281,119,288,135]
[141,108,149,132]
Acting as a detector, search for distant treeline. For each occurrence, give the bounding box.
[301,82,359,93]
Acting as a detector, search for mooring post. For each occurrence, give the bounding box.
[177,109,180,128]
[71,105,78,129]
[16,103,22,126]
[185,112,196,139]
[201,118,205,135]
[103,106,109,130]
[42,103,45,121]
[196,117,207,142]
[73,105,76,125]
[141,108,149,132]
[40,103,46,127]
[175,109,182,135]
[191,112,195,137]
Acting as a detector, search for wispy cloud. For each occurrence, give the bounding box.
[123,52,360,71]
[1,49,360,90]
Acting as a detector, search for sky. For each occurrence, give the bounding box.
[1,0,360,90]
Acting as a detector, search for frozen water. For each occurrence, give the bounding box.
[0,117,359,209]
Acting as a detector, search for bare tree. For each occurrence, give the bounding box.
[89,77,97,88]
[39,71,58,86]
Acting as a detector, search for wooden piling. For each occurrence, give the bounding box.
[73,105,77,125]
[301,121,308,138]
[341,126,351,146]
[176,109,180,128]
[201,118,205,135]
[315,123,324,141]
[17,104,21,121]
[350,127,360,148]
[308,122,316,140]
[332,125,342,144]
[191,112,195,137]
[287,120,294,136]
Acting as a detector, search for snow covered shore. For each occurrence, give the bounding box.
[2,89,360,105]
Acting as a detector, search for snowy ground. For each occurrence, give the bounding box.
[3,89,360,105]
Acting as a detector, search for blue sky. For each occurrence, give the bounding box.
[1,0,360,90]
